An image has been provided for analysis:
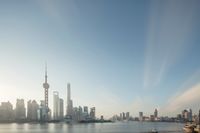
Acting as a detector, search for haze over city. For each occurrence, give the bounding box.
[0,0,200,119]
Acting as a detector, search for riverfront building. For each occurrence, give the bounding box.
[27,100,39,121]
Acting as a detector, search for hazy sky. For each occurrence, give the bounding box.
[0,0,200,118]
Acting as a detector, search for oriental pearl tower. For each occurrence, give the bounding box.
[43,64,49,108]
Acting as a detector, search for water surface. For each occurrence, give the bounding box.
[0,121,184,133]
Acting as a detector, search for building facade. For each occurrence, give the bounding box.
[59,98,64,120]
[53,91,64,120]
[67,83,73,117]
[90,107,95,120]
[0,101,14,121]
[15,99,26,120]
[139,112,143,121]
[53,91,59,120]
[27,100,39,121]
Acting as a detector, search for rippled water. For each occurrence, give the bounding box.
[0,121,184,133]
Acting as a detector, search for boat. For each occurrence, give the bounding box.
[183,124,197,133]
[151,129,158,133]
[194,125,200,133]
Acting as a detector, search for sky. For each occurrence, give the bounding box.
[0,0,200,118]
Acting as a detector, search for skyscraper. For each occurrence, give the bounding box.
[189,109,192,122]
[154,108,158,118]
[59,98,64,120]
[78,106,83,121]
[73,107,78,121]
[120,113,122,120]
[53,91,64,120]
[139,112,143,121]
[126,112,130,120]
[67,83,71,103]
[182,109,189,121]
[0,101,14,121]
[122,112,125,120]
[82,106,89,120]
[53,91,59,120]
[27,100,32,120]
[83,106,88,115]
[90,107,95,120]
[67,83,73,117]
[27,100,39,121]
[37,100,49,121]
[15,99,26,120]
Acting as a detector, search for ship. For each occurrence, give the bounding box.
[183,124,197,133]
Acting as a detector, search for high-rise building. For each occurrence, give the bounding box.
[37,100,49,121]
[139,112,143,121]
[120,113,122,120]
[59,98,64,120]
[73,107,79,121]
[15,99,26,120]
[82,106,89,120]
[182,110,187,118]
[182,109,192,122]
[122,112,125,120]
[126,112,130,120]
[27,100,32,120]
[67,83,71,102]
[83,106,88,115]
[0,101,14,121]
[189,109,192,122]
[53,91,64,120]
[154,108,158,118]
[27,100,39,121]
[78,106,83,121]
[67,83,73,117]
[53,91,59,120]
[90,107,95,120]
[182,109,189,121]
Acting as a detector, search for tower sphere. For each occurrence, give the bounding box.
[43,83,49,89]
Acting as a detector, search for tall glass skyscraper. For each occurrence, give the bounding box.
[67,83,73,117]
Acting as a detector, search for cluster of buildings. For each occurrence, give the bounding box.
[120,112,130,121]
[0,99,39,122]
[1,65,199,124]
[0,65,96,122]
[111,112,131,121]
[176,109,193,122]
[111,108,199,123]
[65,83,96,122]
[111,109,159,122]
[138,109,158,122]
[136,108,197,123]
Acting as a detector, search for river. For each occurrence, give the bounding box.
[0,121,184,133]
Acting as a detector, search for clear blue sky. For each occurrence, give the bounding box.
[0,0,200,118]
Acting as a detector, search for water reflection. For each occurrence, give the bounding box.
[0,122,183,133]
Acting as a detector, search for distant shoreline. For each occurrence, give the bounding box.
[0,120,186,124]
[0,119,113,124]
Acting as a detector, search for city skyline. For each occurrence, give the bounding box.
[0,0,200,118]
[0,95,197,123]
[0,66,199,119]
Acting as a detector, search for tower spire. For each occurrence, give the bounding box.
[45,62,47,83]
